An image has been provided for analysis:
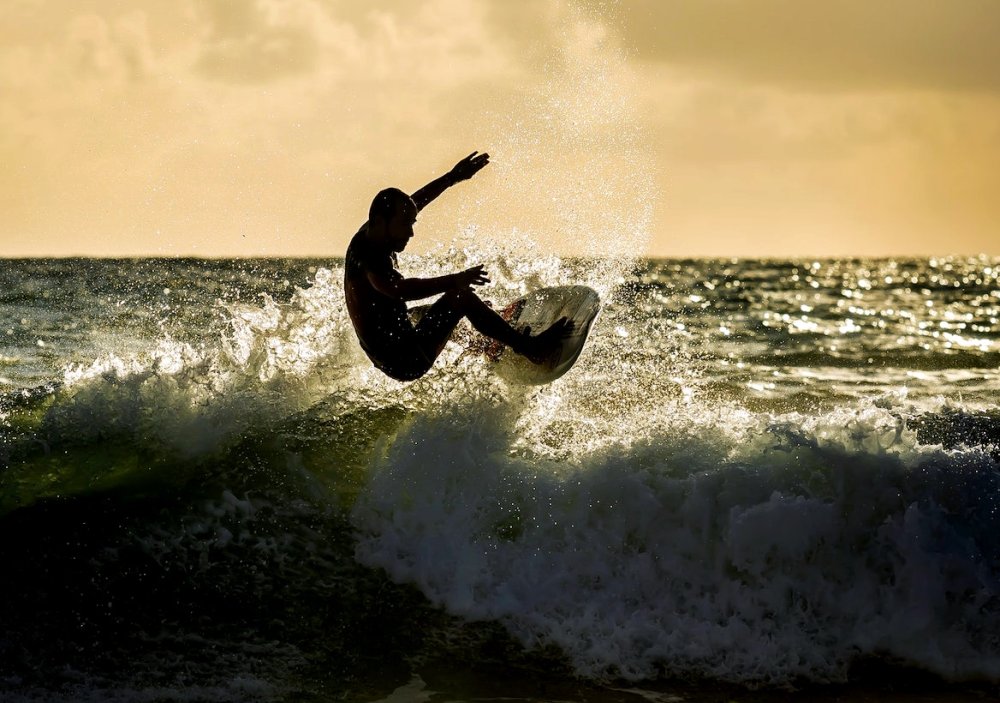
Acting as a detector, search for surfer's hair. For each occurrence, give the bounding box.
[369,188,412,223]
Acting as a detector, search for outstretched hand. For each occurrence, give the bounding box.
[448,151,490,183]
[454,264,489,288]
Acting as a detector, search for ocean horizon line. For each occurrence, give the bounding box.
[2,252,999,262]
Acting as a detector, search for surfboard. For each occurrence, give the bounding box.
[490,285,601,385]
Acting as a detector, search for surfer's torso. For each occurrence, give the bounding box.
[344,227,420,371]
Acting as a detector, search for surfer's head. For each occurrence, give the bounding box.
[369,188,417,252]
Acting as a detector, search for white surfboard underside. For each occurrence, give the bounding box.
[492,285,601,385]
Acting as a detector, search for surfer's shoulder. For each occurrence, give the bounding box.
[346,227,373,264]
[347,225,366,254]
[346,227,395,276]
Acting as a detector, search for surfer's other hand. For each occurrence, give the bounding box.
[449,151,490,182]
[454,264,489,288]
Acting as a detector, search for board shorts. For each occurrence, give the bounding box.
[368,294,466,381]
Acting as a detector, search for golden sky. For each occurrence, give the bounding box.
[2,0,998,258]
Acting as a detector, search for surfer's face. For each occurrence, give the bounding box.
[386,200,417,252]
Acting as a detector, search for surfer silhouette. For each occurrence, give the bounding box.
[344,151,570,381]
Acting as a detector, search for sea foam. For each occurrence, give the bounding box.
[352,394,1000,684]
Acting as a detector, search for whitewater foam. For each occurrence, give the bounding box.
[40,267,357,458]
[352,395,1000,684]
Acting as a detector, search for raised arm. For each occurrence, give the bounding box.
[410,151,490,212]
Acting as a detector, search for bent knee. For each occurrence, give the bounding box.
[442,286,476,308]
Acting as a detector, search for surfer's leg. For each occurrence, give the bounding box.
[413,291,469,363]
[419,287,570,362]
[368,324,435,381]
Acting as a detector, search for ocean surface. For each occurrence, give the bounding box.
[2,255,1000,702]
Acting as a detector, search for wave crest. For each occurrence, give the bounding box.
[353,399,1000,684]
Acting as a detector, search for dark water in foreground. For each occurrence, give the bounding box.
[2,256,1000,701]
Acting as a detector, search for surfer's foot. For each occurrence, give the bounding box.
[518,317,574,363]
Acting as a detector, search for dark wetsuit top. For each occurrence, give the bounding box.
[344,228,431,380]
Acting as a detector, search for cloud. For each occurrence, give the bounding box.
[188,0,521,87]
[194,0,321,82]
[8,0,993,257]
[594,0,1000,94]
[2,0,652,255]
